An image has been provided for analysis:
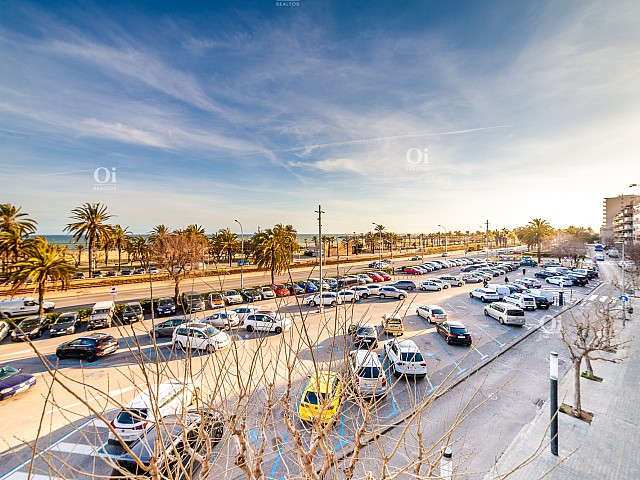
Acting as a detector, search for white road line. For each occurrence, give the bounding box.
[46,384,142,415]
[588,294,598,301]
[0,349,31,358]
[83,419,109,430]
[50,442,99,456]
[2,473,65,480]
[472,322,505,347]
[599,296,609,303]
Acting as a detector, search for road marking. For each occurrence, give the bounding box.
[269,433,289,479]
[471,322,505,347]
[46,384,142,415]
[50,442,99,456]
[588,294,598,301]
[2,474,65,480]
[471,344,488,359]
[82,418,109,430]
[0,349,32,358]
[599,296,609,303]
[432,334,466,374]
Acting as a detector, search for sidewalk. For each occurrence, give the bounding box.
[484,314,639,479]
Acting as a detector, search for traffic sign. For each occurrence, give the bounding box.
[620,295,629,302]
[110,287,118,296]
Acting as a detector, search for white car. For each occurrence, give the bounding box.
[429,279,451,289]
[546,276,574,287]
[304,292,342,307]
[233,306,261,322]
[461,273,483,283]
[438,275,465,287]
[483,302,526,326]
[365,284,383,296]
[352,286,372,298]
[172,322,231,352]
[419,280,444,292]
[356,274,374,284]
[337,289,359,303]
[148,267,159,274]
[470,288,501,303]
[258,287,276,300]
[202,310,241,329]
[244,312,291,333]
[377,286,407,300]
[223,290,243,305]
[504,293,537,311]
[416,304,448,323]
[0,320,9,342]
[384,339,427,378]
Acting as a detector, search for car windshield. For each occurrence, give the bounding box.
[225,291,238,296]
[507,310,525,316]
[116,408,148,424]
[125,305,140,313]
[358,367,381,379]
[54,318,73,325]
[303,390,328,405]
[158,299,173,306]
[94,309,110,315]
[450,327,467,334]
[0,366,19,380]
[356,327,376,336]
[400,352,423,362]
[203,326,220,337]
[19,319,39,328]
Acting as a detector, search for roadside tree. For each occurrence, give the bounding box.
[64,202,112,278]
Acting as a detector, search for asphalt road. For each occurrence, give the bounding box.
[0,252,608,480]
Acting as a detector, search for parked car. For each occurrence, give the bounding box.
[258,287,276,300]
[377,286,407,299]
[0,365,36,400]
[381,313,404,336]
[375,271,392,281]
[352,286,372,299]
[384,339,427,377]
[418,280,442,291]
[520,259,538,267]
[504,293,537,311]
[0,297,55,317]
[113,408,224,477]
[88,300,115,330]
[304,292,342,307]
[223,290,243,305]
[337,289,359,303]
[172,322,231,352]
[431,278,452,289]
[525,292,551,310]
[207,292,225,309]
[366,272,385,282]
[0,319,9,342]
[133,268,145,275]
[107,378,201,445]
[520,278,542,288]
[541,261,562,268]
[56,333,119,362]
[297,281,318,293]
[388,280,416,291]
[149,317,186,338]
[566,273,588,286]
[244,312,291,333]
[535,270,558,279]
[285,283,306,295]
[72,272,85,279]
[365,284,383,296]
[181,292,205,313]
[91,270,103,278]
[348,323,379,349]
[122,302,144,324]
[271,284,291,297]
[469,288,500,303]
[436,321,472,346]
[461,273,483,283]
[356,274,373,284]
[486,284,511,300]
[416,304,447,323]
[240,288,262,303]
[439,275,464,287]
[233,306,261,322]
[348,349,387,398]
[105,271,116,277]
[298,371,342,423]
[156,297,176,316]
[11,316,49,341]
[483,302,526,326]
[49,312,81,336]
[202,311,240,330]
[120,269,132,276]
[404,267,423,275]
[546,276,574,287]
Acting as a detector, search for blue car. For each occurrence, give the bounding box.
[156,297,176,316]
[297,281,318,293]
[0,365,36,400]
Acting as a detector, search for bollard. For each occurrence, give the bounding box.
[440,446,453,479]
[558,291,564,306]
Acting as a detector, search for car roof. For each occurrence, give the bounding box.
[447,321,466,328]
[305,370,340,394]
[395,339,420,352]
[423,304,444,309]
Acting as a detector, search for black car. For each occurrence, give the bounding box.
[585,269,599,279]
[348,323,379,349]
[436,321,472,346]
[113,409,224,477]
[72,272,85,279]
[133,268,145,275]
[122,302,144,324]
[388,280,417,291]
[527,294,551,310]
[92,270,103,278]
[240,288,262,302]
[0,365,36,400]
[11,316,50,341]
[566,273,588,286]
[149,317,185,338]
[120,269,133,276]
[535,270,558,279]
[56,333,118,362]
[49,312,81,336]
[156,297,176,316]
[285,283,305,295]
[105,271,117,277]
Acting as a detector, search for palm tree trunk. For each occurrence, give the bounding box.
[104,247,109,267]
[88,237,94,278]
[117,248,122,271]
[38,280,46,317]
[573,358,582,416]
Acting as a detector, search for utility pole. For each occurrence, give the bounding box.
[622,240,626,326]
[485,220,490,259]
[316,205,325,314]
[373,222,382,265]
[234,219,244,290]
[550,351,559,455]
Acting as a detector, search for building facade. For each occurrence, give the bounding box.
[601,194,639,243]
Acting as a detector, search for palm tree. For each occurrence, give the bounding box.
[129,236,150,268]
[111,225,131,271]
[5,238,74,316]
[0,226,32,271]
[74,243,84,268]
[525,218,554,263]
[252,224,298,284]
[211,228,240,266]
[64,203,112,278]
[99,225,115,267]
[341,237,351,258]
[0,204,37,235]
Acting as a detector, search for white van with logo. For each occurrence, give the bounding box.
[0,298,55,317]
[108,378,200,444]
[88,300,115,330]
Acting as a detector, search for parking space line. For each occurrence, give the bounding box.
[432,334,466,374]
[471,344,488,359]
[588,294,598,301]
[470,322,505,347]
[50,441,99,456]
[269,433,289,479]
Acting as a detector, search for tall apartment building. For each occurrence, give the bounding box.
[602,194,639,243]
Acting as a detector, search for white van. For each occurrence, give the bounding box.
[0,297,56,317]
[107,378,200,444]
[525,288,555,303]
[88,300,115,330]
[487,285,511,300]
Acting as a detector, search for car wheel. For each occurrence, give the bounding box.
[481,296,487,302]
[469,293,474,298]
[484,309,489,316]
[206,344,216,354]
[427,316,432,324]
[499,317,505,325]
[408,286,414,290]
[399,295,406,300]
[246,324,254,332]
[421,287,426,291]
[275,326,283,334]
[380,294,386,299]
[57,352,65,360]
[437,287,442,291]
[330,301,337,307]
[309,300,316,307]
[85,352,97,363]
[69,326,76,334]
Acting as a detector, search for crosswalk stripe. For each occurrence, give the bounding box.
[599,296,609,303]
[49,442,99,456]
[588,294,598,301]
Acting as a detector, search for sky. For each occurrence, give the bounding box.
[1,0,639,235]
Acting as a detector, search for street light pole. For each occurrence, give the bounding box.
[615,240,627,326]
[373,222,382,265]
[485,220,490,259]
[438,224,447,253]
[550,351,559,455]
[234,219,244,290]
[316,206,325,314]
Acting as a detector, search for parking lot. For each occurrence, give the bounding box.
[0,258,603,480]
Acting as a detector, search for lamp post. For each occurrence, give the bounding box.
[373,222,382,265]
[550,351,559,455]
[438,224,447,254]
[615,240,627,326]
[317,206,325,314]
[234,219,244,290]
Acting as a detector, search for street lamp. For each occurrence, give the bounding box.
[614,240,627,326]
[438,224,447,254]
[550,351,559,455]
[372,222,382,265]
[234,219,244,290]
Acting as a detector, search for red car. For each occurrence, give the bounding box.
[366,272,384,282]
[376,271,392,281]
[404,267,422,275]
[271,284,291,297]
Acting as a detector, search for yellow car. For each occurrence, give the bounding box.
[298,371,342,423]
[381,313,405,336]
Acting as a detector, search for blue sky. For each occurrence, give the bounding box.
[1,0,638,235]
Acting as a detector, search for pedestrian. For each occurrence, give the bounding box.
[504,276,510,284]
[483,279,488,288]
[522,268,526,275]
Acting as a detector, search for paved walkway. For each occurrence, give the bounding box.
[484,311,639,479]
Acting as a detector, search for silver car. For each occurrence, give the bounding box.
[202,311,240,330]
